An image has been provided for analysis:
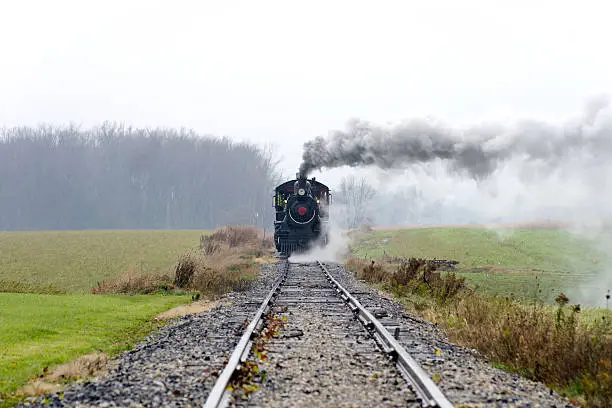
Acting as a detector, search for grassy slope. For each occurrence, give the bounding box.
[0,230,205,293]
[351,228,609,302]
[0,230,207,402]
[0,293,190,397]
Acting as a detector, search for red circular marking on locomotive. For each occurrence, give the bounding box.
[298,207,307,215]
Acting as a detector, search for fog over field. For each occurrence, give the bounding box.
[2,1,612,303]
[308,97,612,228]
[298,96,612,306]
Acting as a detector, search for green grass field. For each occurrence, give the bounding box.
[0,293,190,399]
[2,226,608,403]
[0,230,205,293]
[350,227,611,304]
[0,230,208,403]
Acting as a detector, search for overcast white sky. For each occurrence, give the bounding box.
[4,0,612,303]
[1,0,611,180]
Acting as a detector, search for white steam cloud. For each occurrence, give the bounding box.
[298,96,612,307]
[288,202,351,264]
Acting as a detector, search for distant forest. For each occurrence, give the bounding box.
[0,123,281,230]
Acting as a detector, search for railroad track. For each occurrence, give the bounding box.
[204,259,453,408]
[21,259,573,407]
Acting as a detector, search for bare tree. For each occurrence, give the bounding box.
[337,175,376,229]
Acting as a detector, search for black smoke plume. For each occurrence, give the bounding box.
[298,96,612,179]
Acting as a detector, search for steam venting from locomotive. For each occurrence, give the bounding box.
[298,95,612,306]
[298,95,612,179]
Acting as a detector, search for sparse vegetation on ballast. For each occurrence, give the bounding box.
[346,256,612,407]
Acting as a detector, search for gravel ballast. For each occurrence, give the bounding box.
[322,261,577,408]
[21,260,577,407]
[20,263,285,408]
[238,262,420,407]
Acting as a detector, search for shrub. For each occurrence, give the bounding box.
[391,258,422,286]
[433,272,466,302]
[583,360,612,407]
[91,270,174,294]
[201,237,220,255]
[345,256,611,406]
[178,225,274,298]
[91,225,273,297]
[201,225,260,249]
[174,252,198,288]
[346,256,466,302]
[444,293,612,406]
[361,260,387,283]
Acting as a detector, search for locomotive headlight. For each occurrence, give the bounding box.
[298,188,306,196]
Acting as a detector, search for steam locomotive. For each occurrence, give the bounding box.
[273,175,331,255]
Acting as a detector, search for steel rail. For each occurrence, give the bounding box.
[203,262,288,408]
[317,260,454,408]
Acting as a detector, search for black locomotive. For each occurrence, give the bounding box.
[273,175,331,255]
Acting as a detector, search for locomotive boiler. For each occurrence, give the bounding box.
[273,175,331,255]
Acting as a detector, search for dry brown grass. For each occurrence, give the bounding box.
[17,353,109,398]
[91,269,175,294]
[154,300,218,320]
[346,258,387,283]
[90,225,274,300]
[346,256,466,302]
[202,225,261,248]
[435,294,612,407]
[19,381,62,397]
[346,255,612,407]
[175,225,274,298]
[47,352,109,381]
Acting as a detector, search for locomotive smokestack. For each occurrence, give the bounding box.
[295,172,306,190]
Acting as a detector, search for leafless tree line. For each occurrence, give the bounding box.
[0,122,281,230]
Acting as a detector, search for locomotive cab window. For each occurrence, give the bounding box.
[274,193,286,207]
[320,191,330,205]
